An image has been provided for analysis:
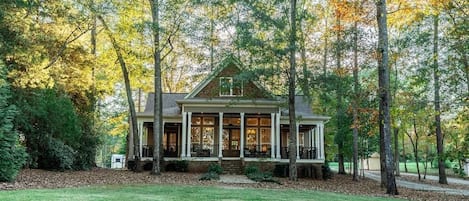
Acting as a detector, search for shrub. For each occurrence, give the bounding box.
[199,163,222,181]
[199,172,220,181]
[0,142,27,182]
[0,71,28,182]
[244,165,280,184]
[244,165,259,175]
[38,137,76,171]
[208,163,223,174]
[174,160,189,172]
[431,158,453,169]
[273,164,288,177]
[322,163,333,180]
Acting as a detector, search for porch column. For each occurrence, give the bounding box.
[138,120,143,158]
[218,112,223,158]
[310,129,314,159]
[240,112,245,158]
[181,112,187,157]
[270,113,275,159]
[319,123,325,159]
[187,112,192,157]
[276,112,281,159]
[296,123,300,159]
[315,126,320,159]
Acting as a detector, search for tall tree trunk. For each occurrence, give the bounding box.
[97,15,141,172]
[393,42,400,177]
[402,133,407,172]
[376,0,398,195]
[433,14,447,185]
[394,127,400,176]
[411,118,420,180]
[335,5,346,176]
[150,0,162,175]
[352,20,359,181]
[463,53,469,96]
[288,0,298,181]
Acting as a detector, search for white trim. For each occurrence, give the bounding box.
[138,121,143,158]
[276,111,281,159]
[315,126,319,159]
[320,123,325,159]
[181,112,187,157]
[218,112,223,158]
[153,157,325,164]
[240,112,245,158]
[270,113,275,159]
[187,112,192,157]
[278,159,325,164]
[296,123,300,159]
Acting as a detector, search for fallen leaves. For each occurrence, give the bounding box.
[0,168,466,201]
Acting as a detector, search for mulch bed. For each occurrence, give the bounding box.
[1,168,467,201]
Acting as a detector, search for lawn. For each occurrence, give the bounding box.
[0,184,404,201]
[328,162,456,176]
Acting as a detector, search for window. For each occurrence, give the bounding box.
[220,77,243,96]
[245,117,271,153]
[191,116,215,156]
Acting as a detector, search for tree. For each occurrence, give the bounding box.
[149,0,163,175]
[376,0,398,195]
[97,15,142,172]
[288,0,298,181]
[0,66,27,182]
[432,14,447,184]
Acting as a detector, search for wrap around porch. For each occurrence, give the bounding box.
[135,111,325,163]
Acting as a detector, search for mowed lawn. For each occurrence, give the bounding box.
[329,162,456,176]
[0,184,403,201]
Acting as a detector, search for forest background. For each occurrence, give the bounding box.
[0,0,467,188]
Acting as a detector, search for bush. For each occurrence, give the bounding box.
[244,165,259,175]
[199,163,222,181]
[199,172,220,181]
[208,163,223,174]
[174,160,189,172]
[431,158,453,169]
[244,165,280,184]
[273,164,288,177]
[38,137,76,171]
[0,71,28,182]
[0,142,27,182]
[322,163,333,180]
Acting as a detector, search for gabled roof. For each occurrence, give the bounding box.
[141,93,187,116]
[281,95,330,120]
[184,56,273,99]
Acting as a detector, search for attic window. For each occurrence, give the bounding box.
[220,77,243,96]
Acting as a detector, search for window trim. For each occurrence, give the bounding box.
[219,77,243,97]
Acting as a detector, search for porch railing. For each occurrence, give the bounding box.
[244,145,272,158]
[280,146,317,159]
[190,144,219,157]
[142,145,180,158]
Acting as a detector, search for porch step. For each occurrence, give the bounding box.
[221,160,243,175]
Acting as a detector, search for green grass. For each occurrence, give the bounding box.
[0,184,404,201]
[329,162,456,176]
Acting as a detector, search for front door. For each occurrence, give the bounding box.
[222,128,240,157]
[163,128,178,157]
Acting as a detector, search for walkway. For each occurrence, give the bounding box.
[331,167,469,196]
[364,171,469,196]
